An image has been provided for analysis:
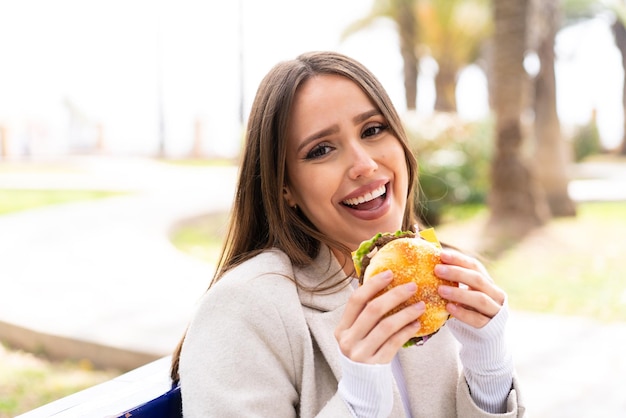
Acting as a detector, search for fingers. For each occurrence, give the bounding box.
[336,270,393,335]
[436,250,507,328]
[438,285,500,327]
[335,270,425,364]
[439,249,490,282]
[437,250,506,305]
[348,280,418,345]
[344,302,425,363]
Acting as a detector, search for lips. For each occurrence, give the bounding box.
[342,183,388,211]
[342,184,386,207]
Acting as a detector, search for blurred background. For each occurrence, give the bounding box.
[1,0,626,417]
[0,0,623,158]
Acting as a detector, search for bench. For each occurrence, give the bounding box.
[15,356,181,418]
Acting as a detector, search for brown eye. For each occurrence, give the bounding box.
[305,144,333,160]
[362,124,388,138]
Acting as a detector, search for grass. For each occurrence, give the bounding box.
[0,343,119,418]
[4,185,625,414]
[486,201,626,322]
[171,201,626,323]
[0,189,125,215]
[0,188,125,416]
[169,212,230,266]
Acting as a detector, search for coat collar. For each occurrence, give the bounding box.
[294,245,406,416]
[295,244,353,312]
[294,244,352,379]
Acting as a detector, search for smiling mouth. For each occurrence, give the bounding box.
[342,184,387,209]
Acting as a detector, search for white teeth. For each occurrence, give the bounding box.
[343,185,386,206]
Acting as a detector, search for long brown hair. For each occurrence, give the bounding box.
[171,51,419,382]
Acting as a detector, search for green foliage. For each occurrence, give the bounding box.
[488,201,626,322]
[169,212,230,265]
[561,0,603,25]
[570,115,603,161]
[403,113,493,226]
[0,343,118,417]
[439,202,487,224]
[171,201,626,323]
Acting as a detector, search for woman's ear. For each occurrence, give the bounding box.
[283,186,297,208]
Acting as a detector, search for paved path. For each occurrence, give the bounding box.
[568,160,626,202]
[508,310,626,417]
[0,157,236,368]
[1,156,625,417]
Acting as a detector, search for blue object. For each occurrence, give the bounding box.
[16,357,181,418]
[116,384,182,418]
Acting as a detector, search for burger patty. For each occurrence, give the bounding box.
[358,230,416,284]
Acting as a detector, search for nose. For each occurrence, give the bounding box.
[347,142,378,179]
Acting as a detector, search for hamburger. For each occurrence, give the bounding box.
[352,228,457,347]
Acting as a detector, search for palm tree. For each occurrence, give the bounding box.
[558,0,626,155]
[484,0,550,254]
[342,0,420,110]
[342,0,491,112]
[396,0,420,110]
[609,0,626,155]
[417,0,492,112]
[529,0,577,216]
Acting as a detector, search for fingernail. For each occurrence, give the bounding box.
[447,302,457,314]
[378,270,393,281]
[413,301,425,312]
[404,282,417,292]
[435,264,448,276]
[439,285,451,297]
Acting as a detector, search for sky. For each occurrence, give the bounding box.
[0,0,623,158]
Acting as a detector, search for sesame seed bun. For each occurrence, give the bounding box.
[361,237,457,346]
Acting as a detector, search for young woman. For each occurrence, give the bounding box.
[171,51,525,417]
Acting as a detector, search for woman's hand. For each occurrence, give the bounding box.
[435,249,506,329]
[335,270,425,364]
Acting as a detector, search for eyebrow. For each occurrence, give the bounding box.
[296,126,339,155]
[295,108,382,155]
[353,108,382,125]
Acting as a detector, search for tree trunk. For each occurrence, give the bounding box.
[532,0,576,217]
[484,0,550,256]
[611,17,626,155]
[396,0,419,110]
[0,125,7,158]
[434,59,457,112]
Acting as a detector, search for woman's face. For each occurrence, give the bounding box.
[284,74,409,255]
